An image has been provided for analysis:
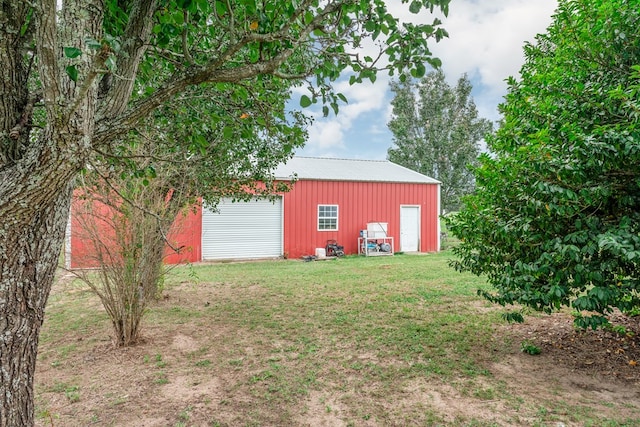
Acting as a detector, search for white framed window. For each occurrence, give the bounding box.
[318,204,338,231]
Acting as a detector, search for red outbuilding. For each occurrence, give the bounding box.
[68,157,440,267]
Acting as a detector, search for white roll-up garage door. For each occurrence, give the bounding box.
[201,197,283,260]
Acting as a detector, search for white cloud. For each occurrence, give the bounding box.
[430,0,558,118]
[307,120,344,150]
[303,78,391,152]
[384,0,557,84]
[297,0,558,158]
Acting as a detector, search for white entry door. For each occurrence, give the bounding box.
[400,206,420,252]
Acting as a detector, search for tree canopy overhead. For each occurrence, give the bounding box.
[0,0,451,424]
[387,70,492,212]
[448,0,640,328]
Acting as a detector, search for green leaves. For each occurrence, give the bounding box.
[65,65,79,82]
[411,62,426,78]
[64,46,82,81]
[85,38,102,50]
[63,46,82,58]
[300,95,312,108]
[105,56,117,72]
[449,0,640,330]
[128,0,451,121]
[63,35,121,82]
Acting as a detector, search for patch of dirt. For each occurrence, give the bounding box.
[506,312,640,384]
[295,391,350,427]
[401,380,515,425]
[171,334,200,354]
[35,279,640,426]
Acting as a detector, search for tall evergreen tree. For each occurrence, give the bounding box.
[387,70,492,212]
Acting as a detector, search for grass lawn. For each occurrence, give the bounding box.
[35,252,640,426]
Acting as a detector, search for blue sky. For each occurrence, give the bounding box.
[294,0,559,160]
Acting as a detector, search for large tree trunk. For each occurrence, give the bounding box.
[0,0,149,422]
[0,90,83,425]
[0,181,74,426]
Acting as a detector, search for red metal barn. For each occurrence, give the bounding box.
[275,157,441,258]
[68,157,440,267]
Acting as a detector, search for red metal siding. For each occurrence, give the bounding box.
[282,180,439,259]
[70,196,114,268]
[163,205,202,264]
[70,196,201,268]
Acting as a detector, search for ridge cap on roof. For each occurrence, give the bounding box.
[275,155,440,184]
[293,156,388,163]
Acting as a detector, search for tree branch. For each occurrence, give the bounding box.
[182,9,194,65]
[34,0,61,120]
[98,0,158,118]
[94,0,345,147]
[84,160,184,253]
[65,50,109,120]
[8,92,39,142]
[91,146,193,165]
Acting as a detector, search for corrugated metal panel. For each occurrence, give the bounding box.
[164,204,202,264]
[202,197,283,260]
[282,180,440,259]
[274,157,440,184]
[70,195,116,268]
[70,192,203,268]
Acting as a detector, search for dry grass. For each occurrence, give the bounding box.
[36,253,640,426]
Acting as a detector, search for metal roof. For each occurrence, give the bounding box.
[274,157,440,184]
